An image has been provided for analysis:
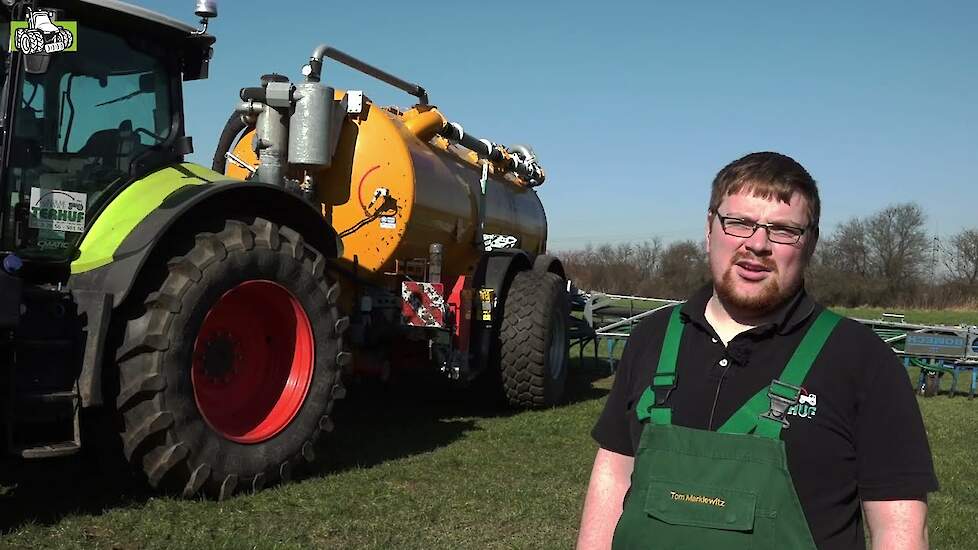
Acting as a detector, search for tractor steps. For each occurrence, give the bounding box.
[14,440,81,459]
[18,390,78,404]
[6,387,82,459]
[3,285,84,459]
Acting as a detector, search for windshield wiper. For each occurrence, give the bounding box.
[95,89,146,107]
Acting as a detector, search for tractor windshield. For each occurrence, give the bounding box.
[1,20,175,260]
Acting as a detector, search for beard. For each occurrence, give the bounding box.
[715,254,800,315]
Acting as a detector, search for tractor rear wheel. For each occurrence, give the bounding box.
[499,270,569,408]
[115,218,346,499]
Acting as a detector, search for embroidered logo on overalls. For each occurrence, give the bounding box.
[669,491,726,507]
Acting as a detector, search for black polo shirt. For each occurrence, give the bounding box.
[592,284,938,550]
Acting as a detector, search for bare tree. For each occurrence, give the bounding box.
[944,229,978,284]
[819,218,871,275]
[656,240,709,299]
[864,203,930,288]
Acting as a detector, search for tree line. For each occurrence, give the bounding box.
[559,203,978,309]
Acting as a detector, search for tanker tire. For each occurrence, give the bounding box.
[499,270,569,408]
[115,218,345,499]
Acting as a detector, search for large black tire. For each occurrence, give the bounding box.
[499,270,569,408]
[115,218,347,499]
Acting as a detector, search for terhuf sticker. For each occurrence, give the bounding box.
[29,187,87,233]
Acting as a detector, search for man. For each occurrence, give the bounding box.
[577,152,937,550]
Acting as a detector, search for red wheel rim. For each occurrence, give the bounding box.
[192,280,314,443]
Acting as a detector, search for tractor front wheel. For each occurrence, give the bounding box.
[115,218,346,498]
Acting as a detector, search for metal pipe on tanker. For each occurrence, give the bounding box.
[429,244,443,285]
[303,44,429,105]
[438,122,546,186]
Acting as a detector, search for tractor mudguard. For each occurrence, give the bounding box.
[70,163,340,308]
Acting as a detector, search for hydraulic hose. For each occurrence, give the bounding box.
[211,111,249,173]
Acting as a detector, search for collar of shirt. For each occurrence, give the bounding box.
[679,283,818,339]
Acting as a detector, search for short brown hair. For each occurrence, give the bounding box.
[709,152,820,229]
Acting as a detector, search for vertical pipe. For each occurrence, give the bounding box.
[254,104,288,186]
[429,243,443,285]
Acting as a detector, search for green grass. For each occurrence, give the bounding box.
[1,313,975,549]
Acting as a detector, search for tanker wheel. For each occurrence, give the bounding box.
[499,269,569,408]
[115,218,347,499]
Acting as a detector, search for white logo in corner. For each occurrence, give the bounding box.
[12,9,76,55]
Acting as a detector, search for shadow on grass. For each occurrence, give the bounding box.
[0,355,614,532]
[313,355,612,475]
[0,427,153,533]
[564,355,613,404]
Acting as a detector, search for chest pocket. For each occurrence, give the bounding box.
[644,480,758,549]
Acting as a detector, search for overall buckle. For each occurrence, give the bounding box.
[760,379,802,428]
[651,374,676,406]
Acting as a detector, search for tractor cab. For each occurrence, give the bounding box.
[0,0,212,268]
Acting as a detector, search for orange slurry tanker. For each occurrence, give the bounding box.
[218,48,567,399]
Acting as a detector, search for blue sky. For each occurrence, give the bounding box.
[133,0,975,250]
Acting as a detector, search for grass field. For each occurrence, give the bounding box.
[1,310,976,549]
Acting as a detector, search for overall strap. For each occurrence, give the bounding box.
[636,306,683,424]
[718,309,842,438]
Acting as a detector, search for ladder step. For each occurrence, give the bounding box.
[16,338,74,348]
[18,391,78,404]
[15,441,81,459]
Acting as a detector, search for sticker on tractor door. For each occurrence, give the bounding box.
[10,9,77,54]
[380,216,396,229]
[29,188,87,233]
[482,233,519,251]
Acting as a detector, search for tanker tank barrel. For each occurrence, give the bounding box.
[304,44,428,105]
[438,122,546,186]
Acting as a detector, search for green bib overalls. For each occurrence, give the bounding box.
[612,306,841,550]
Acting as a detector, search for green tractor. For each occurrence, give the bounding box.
[0,0,348,499]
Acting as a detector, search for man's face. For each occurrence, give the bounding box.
[705,189,813,315]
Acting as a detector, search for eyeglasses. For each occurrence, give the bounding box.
[712,211,808,245]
